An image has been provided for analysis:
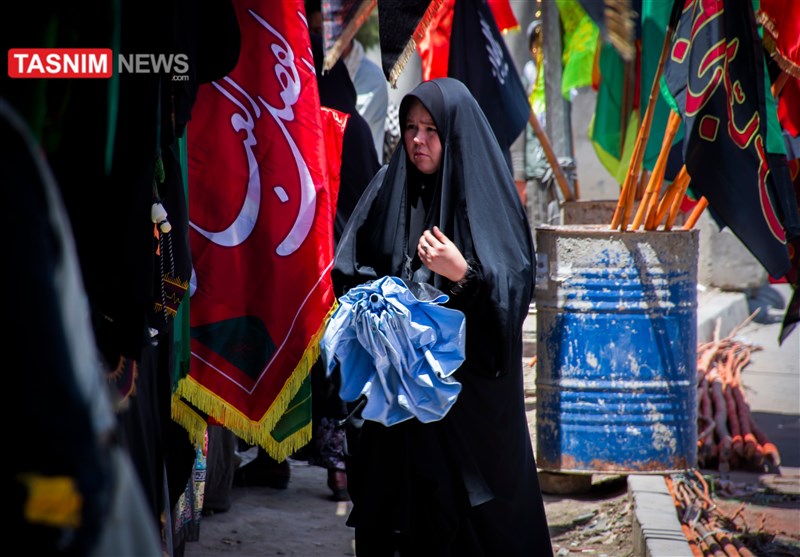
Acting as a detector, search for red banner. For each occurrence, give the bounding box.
[178,1,340,459]
[488,0,519,33]
[416,0,454,80]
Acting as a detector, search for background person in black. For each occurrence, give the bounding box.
[332,77,553,556]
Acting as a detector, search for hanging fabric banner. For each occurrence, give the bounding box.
[178,0,341,460]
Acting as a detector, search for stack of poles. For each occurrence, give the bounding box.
[609,16,708,232]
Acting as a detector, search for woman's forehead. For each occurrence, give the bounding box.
[406,100,434,121]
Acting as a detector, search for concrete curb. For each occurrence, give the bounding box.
[695,286,750,343]
[629,475,693,557]
[628,285,751,557]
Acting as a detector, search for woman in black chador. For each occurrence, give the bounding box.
[332,77,554,556]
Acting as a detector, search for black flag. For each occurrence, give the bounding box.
[662,0,795,280]
[447,0,530,169]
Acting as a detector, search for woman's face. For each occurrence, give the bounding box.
[403,100,442,175]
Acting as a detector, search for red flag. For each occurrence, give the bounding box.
[416,0,454,80]
[487,0,519,33]
[179,0,343,460]
[758,0,800,78]
[758,0,800,343]
[758,0,800,139]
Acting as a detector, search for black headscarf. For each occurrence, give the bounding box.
[332,78,551,555]
[333,77,535,374]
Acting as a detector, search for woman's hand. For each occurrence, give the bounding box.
[417,226,468,282]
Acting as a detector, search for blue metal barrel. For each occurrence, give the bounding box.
[535,224,698,473]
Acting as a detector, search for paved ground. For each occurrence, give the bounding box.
[183,348,638,557]
[183,460,636,557]
[183,460,355,557]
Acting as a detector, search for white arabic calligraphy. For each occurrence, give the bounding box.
[189,8,317,256]
[189,76,261,247]
[480,13,508,85]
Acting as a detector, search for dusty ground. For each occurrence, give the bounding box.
[184,382,636,557]
[182,462,800,557]
[182,460,634,557]
[543,474,634,557]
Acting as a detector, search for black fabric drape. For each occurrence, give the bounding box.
[2,0,241,539]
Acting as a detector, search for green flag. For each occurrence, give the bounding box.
[557,0,600,98]
[589,1,682,184]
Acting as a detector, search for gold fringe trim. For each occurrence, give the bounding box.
[773,54,800,80]
[758,10,779,43]
[171,394,208,449]
[174,302,338,461]
[107,356,138,410]
[758,11,800,79]
[106,355,126,381]
[323,0,378,74]
[388,0,445,88]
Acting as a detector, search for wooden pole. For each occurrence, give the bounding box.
[664,165,692,230]
[529,110,574,202]
[542,0,574,181]
[651,165,687,230]
[611,20,677,230]
[650,181,681,229]
[632,110,682,229]
[322,0,377,73]
[683,197,708,230]
[771,71,789,98]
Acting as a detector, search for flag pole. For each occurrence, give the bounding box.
[682,196,708,230]
[650,164,688,230]
[663,165,692,230]
[611,28,674,230]
[632,109,681,229]
[771,71,789,97]
[529,110,574,202]
[323,0,377,74]
[611,1,681,231]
